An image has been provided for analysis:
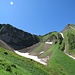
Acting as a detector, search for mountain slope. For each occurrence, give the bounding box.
[62,24,75,56]
[0,47,52,75]
[48,44,75,75]
[14,29,75,75]
[0,39,13,51]
[0,24,40,50]
[0,24,75,75]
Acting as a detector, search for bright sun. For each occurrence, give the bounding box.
[10,2,14,5]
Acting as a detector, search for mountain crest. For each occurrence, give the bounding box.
[0,24,40,50]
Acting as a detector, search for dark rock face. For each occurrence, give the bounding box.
[0,24,40,50]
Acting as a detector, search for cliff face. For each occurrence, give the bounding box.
[0,24,40,50]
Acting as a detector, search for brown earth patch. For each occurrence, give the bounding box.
[18,43,40,53]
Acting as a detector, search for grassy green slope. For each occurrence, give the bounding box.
[62,24,75,55]
[32,30,75,75]
[0,47,52,75]
[38,30,75,75]
[30,42,44,54]
[0,24,75,75]
[30,31,59,57]
[42,31,58,42]
[48,44,75,75]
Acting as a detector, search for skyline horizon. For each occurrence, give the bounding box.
[0,0,75,35]
[0,23,74,35]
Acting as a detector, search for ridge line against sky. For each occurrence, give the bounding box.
[0,0,75,35]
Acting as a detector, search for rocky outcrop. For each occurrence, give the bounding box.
[0,24,40,50]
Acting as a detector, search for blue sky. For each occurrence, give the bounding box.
[0,0,75,35]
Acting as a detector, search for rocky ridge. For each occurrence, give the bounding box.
[0,24,40,50]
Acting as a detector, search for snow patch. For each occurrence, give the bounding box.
[64,46,75,60]
[65,53,75,60]
[45,42,53,44]
[39,51,44,54]
[41,56,49,62]
[70,26,75,30]
[14,50,47,65]
[60,33,64,38]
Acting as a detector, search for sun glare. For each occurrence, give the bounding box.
[10,2,14,5]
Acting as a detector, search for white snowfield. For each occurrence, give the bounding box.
[45,42,53,44]
[14,50,47,65]
[60,33,64,38]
